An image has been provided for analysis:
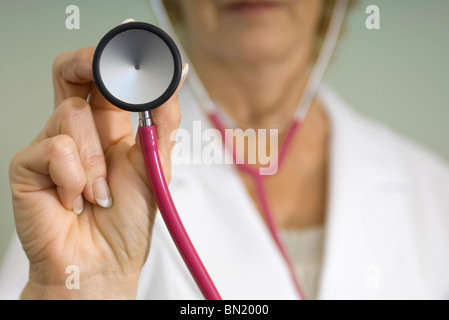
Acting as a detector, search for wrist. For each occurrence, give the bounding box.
[22,272,139,300]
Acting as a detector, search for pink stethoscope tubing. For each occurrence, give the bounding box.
[138,125,221,300]
[208,113,306,300]
[138,117,305,301]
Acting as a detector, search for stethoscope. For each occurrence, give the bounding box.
[92,0,349,300]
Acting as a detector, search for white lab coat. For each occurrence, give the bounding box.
[1,84,449,300]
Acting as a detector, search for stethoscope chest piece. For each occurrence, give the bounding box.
[92,22,182,112]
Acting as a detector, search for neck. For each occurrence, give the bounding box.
[186,38,330,231]
[188,41,315,132]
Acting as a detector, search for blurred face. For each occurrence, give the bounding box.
[177,0,324,63]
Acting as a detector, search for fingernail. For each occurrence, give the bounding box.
[120,18,135,25]
[181,63,189,80]
[93,178,113,208]
[73,195,84,215]
[179,63,189,88]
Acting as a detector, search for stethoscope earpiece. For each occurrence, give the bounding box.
[92,22,182,112]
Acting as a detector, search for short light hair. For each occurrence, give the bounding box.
[162,0,358,61]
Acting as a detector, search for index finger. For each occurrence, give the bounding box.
[52,19,136,109]
[52,46,133,152]
[52,47,124,115]
[52,47,97,108]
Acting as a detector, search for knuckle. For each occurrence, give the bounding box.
[52,48,86,74]
[59,96,90,112]
[72,173,87,191]
[48,135,86,188]
[52,51,72,76]
[48,134,78,160]
[56,97,91,120]
[72,48,89,67]
[8,149,24,179]
[52,52,65,73]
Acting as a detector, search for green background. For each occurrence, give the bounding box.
[1,0,448,262]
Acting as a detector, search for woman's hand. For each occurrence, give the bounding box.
[8,46,188,299]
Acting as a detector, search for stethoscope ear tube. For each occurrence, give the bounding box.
[150,0,348,300]
[138,124,222,300]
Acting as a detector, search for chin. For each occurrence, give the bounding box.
[223,31,297,63]
[210,15,306,63]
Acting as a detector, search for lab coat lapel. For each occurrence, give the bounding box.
[317,88,426,299]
